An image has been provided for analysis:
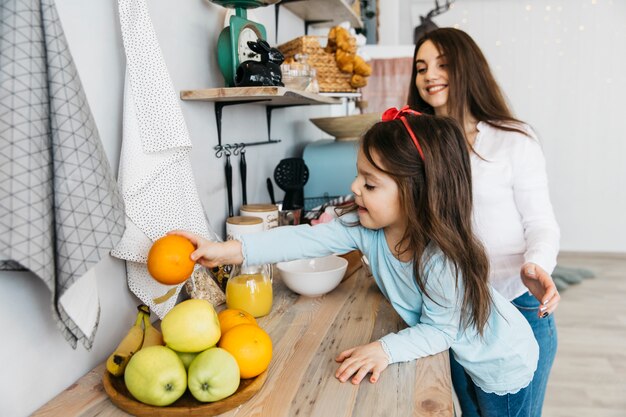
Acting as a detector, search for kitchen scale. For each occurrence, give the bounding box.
[212,0,280,87]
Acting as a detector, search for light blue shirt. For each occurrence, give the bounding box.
[241,215,538,395]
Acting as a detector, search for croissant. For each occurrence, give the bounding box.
[352,56,372,77]
[350,74,368,88]
[335,27,351,48]
[325,27,337,53]
[336,49,354,73]
[345,38,358,54]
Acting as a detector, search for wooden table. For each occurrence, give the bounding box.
[34,261,454,417]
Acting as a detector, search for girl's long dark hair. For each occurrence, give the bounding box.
[357,115,492,335]
[407,28,527,138]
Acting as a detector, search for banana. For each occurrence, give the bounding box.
[106,308,145,376]
[140,312,164,349]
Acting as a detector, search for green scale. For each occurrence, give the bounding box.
[213,0,280,87]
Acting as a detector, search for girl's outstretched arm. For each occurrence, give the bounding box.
[168,230,243,268]
[335,341,390,385]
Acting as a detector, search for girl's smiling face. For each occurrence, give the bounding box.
[351,149,405,236]
[415,40,449,115]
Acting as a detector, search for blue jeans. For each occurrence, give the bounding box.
[451,292,558,417]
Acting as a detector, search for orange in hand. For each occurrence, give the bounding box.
[147,235,196,285]
[217,308,258,335]
[218,324,272,379]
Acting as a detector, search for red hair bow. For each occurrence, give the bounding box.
[381,105,421,121]
[381,106,425,160]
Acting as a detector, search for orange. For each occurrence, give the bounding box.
[147,235,196,285]
[218,324,272,379]
[217,308,258,335]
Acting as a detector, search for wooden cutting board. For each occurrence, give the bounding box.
[102,369,267,417]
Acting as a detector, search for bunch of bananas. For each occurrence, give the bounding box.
[106,305,164,376]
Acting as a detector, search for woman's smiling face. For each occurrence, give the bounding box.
[351,149,405,234]
[415,40,450,115]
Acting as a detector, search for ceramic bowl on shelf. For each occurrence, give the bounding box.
[276,255,348,297]
[309,113,382,141]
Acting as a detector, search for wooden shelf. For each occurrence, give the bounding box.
[281,0,363,29]
[180,86,341,106]
[180,87,342,155]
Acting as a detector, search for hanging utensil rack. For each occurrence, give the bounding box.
[180,86,341,158]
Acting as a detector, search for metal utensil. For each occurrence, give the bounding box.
[266,177,276,205]
[240,147,247,205]
[225,152,234,217]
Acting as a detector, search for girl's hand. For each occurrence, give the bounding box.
[521,262,560,318]
[167,230,243,268]
[335,341,389,385]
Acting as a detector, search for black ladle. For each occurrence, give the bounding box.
[266,177,276,205]
[240,147,247,205]
[225,151,233,217]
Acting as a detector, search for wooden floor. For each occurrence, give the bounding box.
[454,253,626,417]
[542,253,626,417]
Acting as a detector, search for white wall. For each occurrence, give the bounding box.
[0,1,335,416]
[2,1,625,415]
[380,0,626,253]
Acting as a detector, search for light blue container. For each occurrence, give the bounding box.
[302,139,358,210]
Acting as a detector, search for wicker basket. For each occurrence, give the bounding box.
[278,36,356,93]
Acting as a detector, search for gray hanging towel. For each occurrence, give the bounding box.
[0,0,125,349]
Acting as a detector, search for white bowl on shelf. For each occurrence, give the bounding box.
[276,255,348,297]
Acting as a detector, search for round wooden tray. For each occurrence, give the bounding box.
[102,369,267,416]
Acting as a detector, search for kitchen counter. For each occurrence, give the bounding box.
[34,259,454,417]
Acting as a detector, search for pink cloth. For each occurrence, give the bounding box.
[361,57,414,114]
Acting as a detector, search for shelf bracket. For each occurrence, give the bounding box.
[215,99,269,148]
[213,100,315,157]
[274,0,333,41]
[274,4,280,44]
[266,103,312,141]
[304,20,332,35]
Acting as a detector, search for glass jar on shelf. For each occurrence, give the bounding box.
[306,68,320,93]
[281,53,314,91]
[225,263,273,318]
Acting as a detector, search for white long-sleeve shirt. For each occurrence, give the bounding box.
[471,122,560,300]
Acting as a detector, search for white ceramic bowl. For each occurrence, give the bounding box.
[276,255,349,297]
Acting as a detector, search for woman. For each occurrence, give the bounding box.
[407,28,560,417]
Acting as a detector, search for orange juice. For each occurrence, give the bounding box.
[226,273,273,318]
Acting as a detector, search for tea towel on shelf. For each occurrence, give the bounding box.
[112,0,221,318]
[0,0,125,349]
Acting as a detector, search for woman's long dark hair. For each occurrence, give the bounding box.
[407,28,527,138]
[355,115,492,335]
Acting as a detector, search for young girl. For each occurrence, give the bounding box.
[407,28,560,417]
[174,109,538,417]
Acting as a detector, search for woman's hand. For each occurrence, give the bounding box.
[167,230,243,268]
[521,262,560,317]
[335,341,390,385]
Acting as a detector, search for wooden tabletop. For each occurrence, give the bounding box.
[34,259,454,417]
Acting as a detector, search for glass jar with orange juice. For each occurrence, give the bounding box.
[226,264,273,318]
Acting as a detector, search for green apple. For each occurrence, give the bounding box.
[175,350,199,370]
[161,299,221,352]
[124,346,187,406]
[188,347,240,402]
